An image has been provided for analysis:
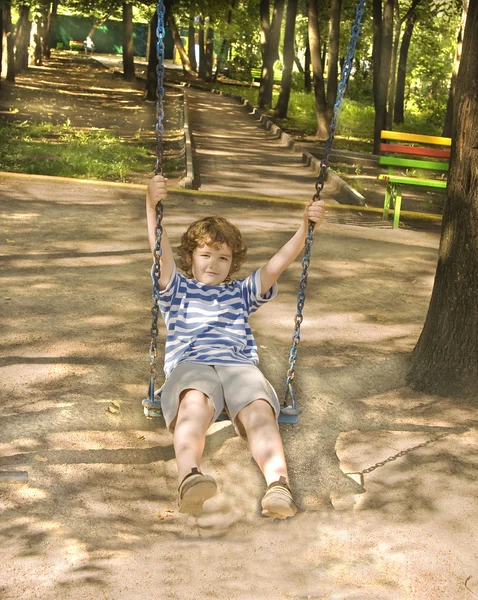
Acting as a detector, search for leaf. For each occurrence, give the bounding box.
[107,405,120,414]
[111,401,121,409]
[34,454,48,462]
[137,435,145,441]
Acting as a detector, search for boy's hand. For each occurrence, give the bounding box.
[147,175,168,206]
[304,199,326,228]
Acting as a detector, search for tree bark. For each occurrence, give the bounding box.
[188,12,197,73]
[44,0,58,59]
[213,0,237,83]
[168,7,193,75]
[198,13,206,78]
[122,2,135,81]
[393,13,416,125]
[308,0,328,138]
[372,0,394,154]
[385,0,400,129]
[0,6,3,84]
[204,16,214,82]
[304,34,311,92]
[442,9,466,137]
[15,5,31,72]
[4,1,14,82]
[145,11,158,102]
[408,0,478,397]
[275,0,298,118]
[326,0,342,123]
[259,0,284,109]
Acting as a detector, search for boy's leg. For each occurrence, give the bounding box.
[236,399,288,485]
[237,400,297,518]
[173,388,217,514]
[174,388,215,483]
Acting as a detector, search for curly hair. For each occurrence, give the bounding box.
[177,216,247,280]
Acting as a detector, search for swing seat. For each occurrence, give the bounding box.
[141,397,300,424]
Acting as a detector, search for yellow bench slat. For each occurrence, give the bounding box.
[380,130,451,146]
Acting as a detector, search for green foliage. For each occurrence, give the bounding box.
[0,121,153,181]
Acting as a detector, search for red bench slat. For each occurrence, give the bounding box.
[380,143,450,159]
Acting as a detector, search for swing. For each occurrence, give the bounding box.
[142,0,366,424]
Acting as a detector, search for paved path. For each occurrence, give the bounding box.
[185,87,331,202]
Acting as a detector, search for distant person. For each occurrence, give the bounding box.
[146,175,325,519]
[83,36,94,55]
[33,34,43,65]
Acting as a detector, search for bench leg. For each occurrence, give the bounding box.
[393,185,402,229]
[383,184,393,221]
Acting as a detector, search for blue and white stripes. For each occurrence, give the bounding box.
[158,267,277,377]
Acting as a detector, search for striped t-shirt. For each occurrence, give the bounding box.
[158,266,278,377]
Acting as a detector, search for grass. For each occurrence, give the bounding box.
[0,120,155,182]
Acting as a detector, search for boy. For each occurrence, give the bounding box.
[146,175,325,519]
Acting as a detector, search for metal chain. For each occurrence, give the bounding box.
[346,431,451,488]
[148,1,166,403]
[284,0,367,413]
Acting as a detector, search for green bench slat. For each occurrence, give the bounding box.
[379,156,449,171]
[378,174,447,188]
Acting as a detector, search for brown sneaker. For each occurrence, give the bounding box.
[178,467,217,515]
[261,476,298,519]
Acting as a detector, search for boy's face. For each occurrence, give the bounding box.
[191,242,233,286]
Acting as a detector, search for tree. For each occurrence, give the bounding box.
[145,9,158,101]
[442,5,467,136]
[408,0,478,397]
[122,2,135,81]
[393,10,417,124]
[372,0,394,153]
[275,0,298,118]
[326,0,342,123]
[204,15,214,81]
[308,0,328,138]
[187,7,197,72]
[15,4,31,72]
[44,0,59,59]
[258,0,284,109]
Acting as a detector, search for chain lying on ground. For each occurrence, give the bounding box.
[346,430,460,488]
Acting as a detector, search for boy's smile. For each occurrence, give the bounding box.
[192,242,233,286]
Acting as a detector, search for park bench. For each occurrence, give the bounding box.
[378,130,451,228]
[251,67,282,84]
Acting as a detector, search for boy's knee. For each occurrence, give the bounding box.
[237,399,276,430]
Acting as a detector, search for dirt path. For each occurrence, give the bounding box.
[1,56,477,600]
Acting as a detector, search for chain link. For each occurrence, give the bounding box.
[284,0,366,411]
[148,1,166,403]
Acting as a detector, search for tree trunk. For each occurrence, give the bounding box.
[145,11,158,102]
[213,0,237,83]
[393,13,416,125]
[198,13,206,78]
[168,7,193,75]
[4,1,14,82]
[258,0,271,103]
[275,0,298,118]
[326,0,342,123]
[122,2,135,81]
[304,34,311,92]
[44,0,58,59]
[372,0,394,154]
[15,5,31,72]
[0,6,3,84]
[204,16,214,82]
[308,0,328,138]
[385,0,400,129]
[408,0,478,397]
[188,12,197,73]
[259,0,284,109]
[442,9,466,137]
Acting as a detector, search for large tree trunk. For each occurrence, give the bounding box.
[408,0,478,397]
[259,0,284,109]
[44,0,58,59]
[122,2,135,81]
[326,0,342,123]
[15,5,31,72]
[0,6,3,84]
[372,0,394,154]
[275,0,298,118]
[304,34,311,93]
[308,0,328,138]
[145,11,158,102]
[204,16,214,82]
[4,2,15,82]
[393,13,416,125]
[442,9,466,137]
[187,12,197,73]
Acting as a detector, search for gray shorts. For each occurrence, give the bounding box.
[159,362,280,437]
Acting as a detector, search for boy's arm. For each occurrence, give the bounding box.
[146,175,175,290]
[260,200,325,296]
